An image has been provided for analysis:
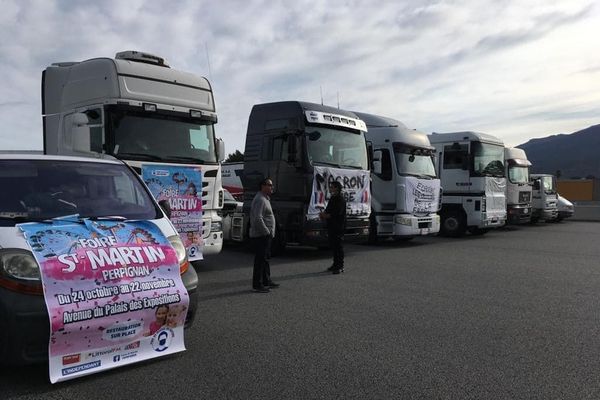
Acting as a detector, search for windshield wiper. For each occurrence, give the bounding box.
[338,164,363,170]
[0,216,53,224]
[83,216,129,221]
[115,152,164,161]
[314,161,342,168]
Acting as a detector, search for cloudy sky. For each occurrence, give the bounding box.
[1,0,599,153]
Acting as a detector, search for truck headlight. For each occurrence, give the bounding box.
[0,249,43,295]
[395,216,412,226]
[210,221,222,232]
[168,235,189,275]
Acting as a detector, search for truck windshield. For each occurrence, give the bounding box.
[508,166,529,184]
[0,159,159,226]
[306,127,368,170]
[107,109,218,164]
[393,144,436,178]
[541,176,555,193]
[471,142,505,177]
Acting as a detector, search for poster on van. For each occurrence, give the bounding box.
[142,165,203,261]
[18,219,189,383]
[308,166,371,220]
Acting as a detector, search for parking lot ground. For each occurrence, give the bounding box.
[2,221,600,399]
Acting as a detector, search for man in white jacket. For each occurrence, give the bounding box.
[249,178,279,293]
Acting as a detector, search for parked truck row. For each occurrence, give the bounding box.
[41,50,571,256]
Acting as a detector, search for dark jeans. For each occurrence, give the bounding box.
[252,235,272,287]
[328,230,344,270]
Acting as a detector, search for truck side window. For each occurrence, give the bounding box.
[376,149,392,181]
[87,108,103,153]
[443,144,468,169]
[262,136,288,161]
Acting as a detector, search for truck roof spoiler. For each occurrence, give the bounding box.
[115,50,170,68]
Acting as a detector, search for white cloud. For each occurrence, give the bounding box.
[0,0,598,152]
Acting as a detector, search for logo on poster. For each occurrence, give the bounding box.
[62,354,81,365]
[151,328,174,352]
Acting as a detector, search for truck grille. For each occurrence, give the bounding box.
[519,191,531,203]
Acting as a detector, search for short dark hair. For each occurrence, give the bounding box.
[329,181,342,191]
[259,177,272,189]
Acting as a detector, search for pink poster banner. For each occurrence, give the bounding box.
[18,218,189,383]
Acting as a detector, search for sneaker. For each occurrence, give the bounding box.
[332,268,344,275]
[265,281,280,288]
[253,286,270,293]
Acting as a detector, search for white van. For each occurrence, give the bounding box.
[0,152,198,365]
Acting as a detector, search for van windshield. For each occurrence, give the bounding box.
[0,159,159,226]
[106,108,218,164]
[306,127,368,170]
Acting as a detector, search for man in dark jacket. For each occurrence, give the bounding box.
[319,181,346,274]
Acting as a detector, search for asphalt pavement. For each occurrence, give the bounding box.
[2,221,600,399]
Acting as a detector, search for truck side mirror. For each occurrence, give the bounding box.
[373,149,382,175]
[217,138,225,162]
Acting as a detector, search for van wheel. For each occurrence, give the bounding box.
[441,210,466,237]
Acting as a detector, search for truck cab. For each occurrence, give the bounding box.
[233,101,370,249]
[530,174,558,222]
[42,51,225,256]
[429,131,507,236]
[354,112,440,241]
[504,147,532,224]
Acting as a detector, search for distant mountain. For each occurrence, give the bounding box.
[517,124,600,179]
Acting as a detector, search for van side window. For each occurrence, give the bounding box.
[443,144,468,169]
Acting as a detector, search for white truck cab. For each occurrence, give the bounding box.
[354,112,440,241]
[504,147,532,224]
[530,174,558,222]
[429,131,507,236]
[42,51,226,255]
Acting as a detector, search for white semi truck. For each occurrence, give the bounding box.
[354,112,440,241]
[41,51,226,255]
[504,147,532,224]
[429,131,507,236]
[530,174,558,222]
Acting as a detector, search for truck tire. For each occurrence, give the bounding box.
[440,210,466,237]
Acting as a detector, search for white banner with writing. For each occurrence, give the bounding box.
[308,166,370,220]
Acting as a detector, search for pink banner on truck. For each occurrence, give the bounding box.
[19,218,189,383]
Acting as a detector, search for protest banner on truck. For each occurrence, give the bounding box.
[142,165,203,261]
[308,166,371,220]
[19,219,189,383]
[405,177,441,214]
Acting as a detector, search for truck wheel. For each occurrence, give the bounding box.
[441,210,466,237]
